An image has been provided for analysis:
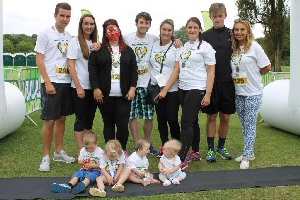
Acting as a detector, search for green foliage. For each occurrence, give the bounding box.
[3,34,36,53]
[174,26,189,44]
[235,0,289,72]
[1,111,300,199]
[3,39,15,53]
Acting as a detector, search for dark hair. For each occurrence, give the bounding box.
[186,17,203,49]
[135,12,152,23]
[78,14,98,59]
[102,19,126,53]
[55,2,71,15]
[159,19,174,45]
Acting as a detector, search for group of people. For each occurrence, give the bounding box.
[36,1,271,183]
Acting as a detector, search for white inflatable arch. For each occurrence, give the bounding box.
[0,0,26,139]
[260,0,300,135]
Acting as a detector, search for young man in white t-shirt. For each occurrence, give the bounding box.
[35,2,75,172]
[123,12,159,155]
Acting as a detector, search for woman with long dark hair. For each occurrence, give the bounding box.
[178,17,216,171]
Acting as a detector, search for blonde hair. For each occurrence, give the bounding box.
[164,139,182,155]
[135,139,150,151]
[104,140,123,160]
[231,19,255,54]
[209,3,227,17]
[83,132,98,145]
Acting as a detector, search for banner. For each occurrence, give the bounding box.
[201,11,213,31]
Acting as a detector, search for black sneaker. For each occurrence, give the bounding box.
[150,145,159,155]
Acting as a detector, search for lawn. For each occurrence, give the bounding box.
[1,110,300,200]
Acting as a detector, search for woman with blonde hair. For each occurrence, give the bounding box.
[231,19,271,169]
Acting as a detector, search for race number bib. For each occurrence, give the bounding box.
[111,67,120,82]
[55,61,69,79]
[232,71,248,86]
[137,63,149,77]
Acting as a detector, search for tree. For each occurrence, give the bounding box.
[16,41,34,53]
[4,39,15,53]
[3,34,36,53]
[174,26,189,44]
[236,0,289,72]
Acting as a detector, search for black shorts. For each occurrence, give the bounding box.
[40,83,74,120]
[201,81,236,115]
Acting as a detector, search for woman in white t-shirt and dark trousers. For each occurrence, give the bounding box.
[67,14,99,153]
[231,19,271,170]
[149,19,181,157]
[88,19,138,154]
[178,17,216,171]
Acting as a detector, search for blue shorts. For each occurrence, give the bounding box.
[72,169,101,183]
[159,171,186,181]
[130,87,154,119]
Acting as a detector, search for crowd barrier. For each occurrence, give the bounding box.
[262,71,290,86]
[4,67,40,125]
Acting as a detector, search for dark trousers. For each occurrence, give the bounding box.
[98,96,131,151]
[155,91,180,146]
[178,89,205,161]
[72,88,97,131]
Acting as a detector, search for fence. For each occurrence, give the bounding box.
[262,71,290,86]
[4,67,41,125]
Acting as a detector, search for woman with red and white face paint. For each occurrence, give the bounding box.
[231,19,271,170]
[88,19,138,158]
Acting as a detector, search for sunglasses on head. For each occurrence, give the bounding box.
[234,19,248,23]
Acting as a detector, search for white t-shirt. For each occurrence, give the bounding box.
[78,146,104,171]
[34,26,72,83]
[99,152,125,177]
[149,40,180,92]
[160,154,182,179]
[67,37,92,89]
[125,151,149,177]
[179,40,216,90]
[110,46,122,96]
[231,41,270,96]
[124,32,159,87]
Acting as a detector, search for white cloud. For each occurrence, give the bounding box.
[3,0,264,38]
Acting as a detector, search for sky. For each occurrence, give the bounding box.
[2,0,264,38]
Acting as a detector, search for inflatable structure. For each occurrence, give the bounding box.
[260,0,300,135]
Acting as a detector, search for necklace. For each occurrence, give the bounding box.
[181,43,193,68]
[109,46,121,68]
[231,49,245,72]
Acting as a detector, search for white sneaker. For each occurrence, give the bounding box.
[163,180,171,187]
[171,178,180,185]
[53,150,75,163]
[39,155,50,171]
[240,160,250,169]
[235,154,255,162]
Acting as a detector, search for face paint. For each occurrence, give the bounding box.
[106,25,121,41]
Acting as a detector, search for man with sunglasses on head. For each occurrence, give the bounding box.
[201,3,235,162]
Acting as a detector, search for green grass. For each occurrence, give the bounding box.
[281,66,290,72]
[1,110,300,199]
